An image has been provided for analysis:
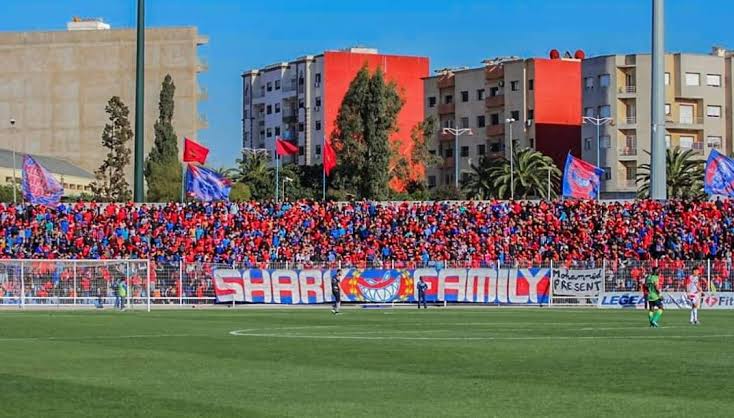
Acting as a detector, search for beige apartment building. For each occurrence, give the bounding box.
[582,49,730,197]
[0,19,208,184]
[424,55,582,189]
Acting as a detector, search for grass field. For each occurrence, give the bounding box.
[0,307,732,418]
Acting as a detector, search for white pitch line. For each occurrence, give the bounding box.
[228,329,734,341]
[0,334,211,342]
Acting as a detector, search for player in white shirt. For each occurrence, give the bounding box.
[685,273,702,325]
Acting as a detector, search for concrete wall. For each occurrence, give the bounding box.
[0,27,206,185]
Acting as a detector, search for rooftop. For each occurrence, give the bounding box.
[0,149,94,179]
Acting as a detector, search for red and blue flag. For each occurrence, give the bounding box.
[21,155,64,206]
[562,153,604,199]
[185,164,232,201]
[704,149,734,197]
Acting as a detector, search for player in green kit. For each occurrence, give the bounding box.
[646,267,664,327]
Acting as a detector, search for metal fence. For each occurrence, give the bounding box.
[1,259,732,309]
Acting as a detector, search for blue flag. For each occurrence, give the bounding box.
[185,164,232,201]
[704,149,734,197]
[562,153,604,199]
[21,155,64,206]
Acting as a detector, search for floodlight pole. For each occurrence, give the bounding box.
[443,126,473,189]
[650,0,667,200]
[505,118,516,199]
[133,0,145,202]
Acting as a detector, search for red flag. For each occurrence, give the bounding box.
[183,137,209,165]
[275,138,299,156]
[323,138,336,176]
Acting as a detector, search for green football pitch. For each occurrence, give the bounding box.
[0,308,732,418]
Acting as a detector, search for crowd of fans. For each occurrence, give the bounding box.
[2,198,734,300]
[0,199,732,266]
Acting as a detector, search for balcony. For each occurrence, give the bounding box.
[618,85,637,95]
[196,87,208,101]
[666,117,704,130]
[621,178,638,189]
[283,79,297,93]
[438,103,455,115]
[282,109,298,123]
[618,136,637,157]
[197,113,208,129]
[485,95,504,108]
[443,157,454,168]
[486,124,505,137]
[437,74,455,89]
[485,65,504,81]
[618,116,637,127]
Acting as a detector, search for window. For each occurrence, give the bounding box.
[315,97,322,107]
[461,91,469,102]
[299,146,305,156]
[529,138,535,148]
[266,128,272,137]
[477,144,486,155]
[490,114,499,125]
[476,89,485,100]
[298,99,304,109]
[314,73,321,86]
[603,167,611,181]
[477,115,486,128]
[510,81,519,91]
[266,105,272,115]
[584,107,595,117]
[599,105,611,118]
[428,176,437,188]
[445,148,453,158]
[707,136,722,148]
[665,134,671,148]
[625,165,636,181]
[298,77,304,85]
[585,138,593,151]
[664,72,670,85]
[665,104,671,115]
[679,104,694,124]
[428,97,437,107]
[599,74,610,88]
[600,135,611,149]
[460,146,469,157]
[510,110,520,120]
[315,145,322,155]
[315,120,322,131]
[443,119,455,129]
[528,79,534,91]
[489,142,503,153]
[462,172,471,183]
[680,136,694,149]
[685,73,700,86]
[585,77,594,89]
[298,123,305,132]
[460,117,469,129]
[274,103,280,113]
[706,74,721,87]
[445,95,453,104]
[707,105,721,117]
[527,109,534,120]
[274,80,281,90]
[429,150,436,155]
[266,82,272,92]
[489,87,500,97]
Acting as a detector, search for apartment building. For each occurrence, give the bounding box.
[582,50,728,197]
[241,48,428,188]
[0,19,208,184]
[424,54,582,188]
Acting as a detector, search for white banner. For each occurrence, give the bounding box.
[599,292,695,309]
[552,268,603,297]
[700,293,734,309]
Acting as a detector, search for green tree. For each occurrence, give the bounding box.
[331,65,403,199]
[489,147,561,199]
[145,74,182,202]
[636,147,704,199]
[90,96,133,201]
[231,151,273,200]
[0,185,19,203]
[429,185,465,201]
[462,156,504,200]
[228,183,252,201]
[391,116,441,196]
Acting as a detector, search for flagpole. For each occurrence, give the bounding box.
[322,136,327,201]
[181,163,185,203]
[275,152,280,202]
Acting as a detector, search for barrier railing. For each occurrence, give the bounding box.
[1,259,732,309]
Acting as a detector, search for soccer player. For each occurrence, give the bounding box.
[331,269,342,314]
[646,267,664,327]
[685,268,702,325]
[417,277,428,309]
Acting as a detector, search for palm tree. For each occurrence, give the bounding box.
[212,166,237,180]
[461,156,503,200]
[488,147,561,200]
[232,151,273,200]
[636,147,704,199]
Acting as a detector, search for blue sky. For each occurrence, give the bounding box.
[3,0,733,167]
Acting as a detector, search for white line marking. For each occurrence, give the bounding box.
[0,334,209,342]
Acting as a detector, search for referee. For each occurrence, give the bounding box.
[331,269,342,314]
